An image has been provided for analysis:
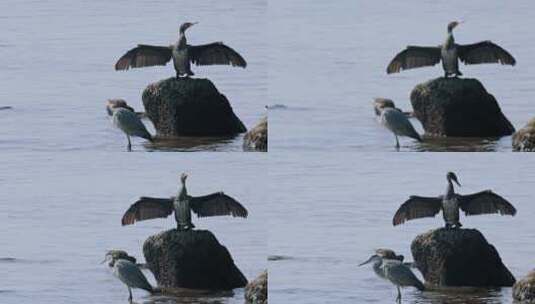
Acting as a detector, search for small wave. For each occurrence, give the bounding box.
[0,257,17,263]
[268,255,294,261]
[0,106,13,110]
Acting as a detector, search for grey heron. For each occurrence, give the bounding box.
[108,102,153,152]
[377,104,421,149]
[121,173,248,230]
[359,254,424,302]
[115,22,247,78]
[387,21,516,77]
[393,172,517,228]
[102,250,155,302]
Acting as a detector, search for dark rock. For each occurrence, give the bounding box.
[244,270,267,304]
[243,117,267,152]
[142,78,246,137]
[410,78,514,137]
[143,229,247,290]
[411,228,515,287]
[513,270,535,303]
[513,118,535,152]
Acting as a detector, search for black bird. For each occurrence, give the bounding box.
[387,21,516,77]
[115,22,246,78]
[121,173,248,230]
[393,172,517,228]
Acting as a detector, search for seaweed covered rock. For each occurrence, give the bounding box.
[513,270,535,303]
[513,118,535,152]
[142,77,246,137]
[143,229,247,290]
[411,78,514,137]
[244,270,267,304]
[243,116,267,152]
[411,228,515,287]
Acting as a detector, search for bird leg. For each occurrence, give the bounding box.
[395,135,400,151]
[128,287,133,302]
[396,286,402,302]
[126,135,132,152]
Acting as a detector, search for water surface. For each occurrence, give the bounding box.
[269,152,535,303]
[1,152,267,304]
[269,0,535,152]
[0,0,266,152]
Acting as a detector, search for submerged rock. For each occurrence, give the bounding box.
[513,270,535,303]
[142,78,246,137]
[143,229,247,290]
[411,228,515,287]
[244,270,267,304]
[410,78,514,137]
[243,116,267,152]
[513,118,535,152]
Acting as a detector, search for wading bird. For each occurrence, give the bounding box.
[121,173,248,230]
[359,254,424,302]
[108,102,152,152]
[387,21,516,77]
[102,250,155,302]
[115,22,246,78]
[393,172,517,228]
[376,103,421,149]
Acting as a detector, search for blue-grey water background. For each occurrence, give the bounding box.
[0,152,267,304]
[269,0,535,152]
[269,152,535,303]
[0,0,266,152]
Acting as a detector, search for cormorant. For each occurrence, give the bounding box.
[121,173,248,230]
[115,22,246,78]
[393,172,517,228]
[387,21,516,77]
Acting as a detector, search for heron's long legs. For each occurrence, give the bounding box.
[126,135,132,152]
[395,135,400,151]
[128,287,133,302]
[396,286,402,302]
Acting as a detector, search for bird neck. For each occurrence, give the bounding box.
[445,180,455,197]
[178,33,187,48]
[445,32,455,48]
[178,181,187,198]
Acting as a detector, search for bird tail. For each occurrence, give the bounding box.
[150,286,161,294]
[415,280,425,291]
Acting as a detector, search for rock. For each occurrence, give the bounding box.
[513,270,535,303]
[244,270,267,304]
[243,117,267,152]
[142,77,246,137]
[410,78,514,137]
[411,228,515,287]
[513,118,535,151]
[143,229,247,290]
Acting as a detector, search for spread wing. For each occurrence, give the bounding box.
[387,46,441,74]
[458,190,517,216]
[393,196,442,226]
[115,45,172,70]
[458,41,516,66]
[188,42,247,67]
[189,192,248,218]
[121,197,174,225]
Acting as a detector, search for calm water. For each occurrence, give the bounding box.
[269,152,535,303]
[1,152,267,304]
[269,0,535,152]
[0,0,266,152]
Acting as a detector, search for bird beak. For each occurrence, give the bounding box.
[100,258,107,264]
[358,256,373,266]
[454,178,461,187]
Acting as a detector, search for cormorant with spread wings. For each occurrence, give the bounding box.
[393,172,516,228]
[115,22,246,78]
[387,21,515,77]
[122,173,248,230]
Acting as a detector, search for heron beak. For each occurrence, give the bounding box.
[100,258,107,264]
[358,256,373,266]
[454,178,461,187]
